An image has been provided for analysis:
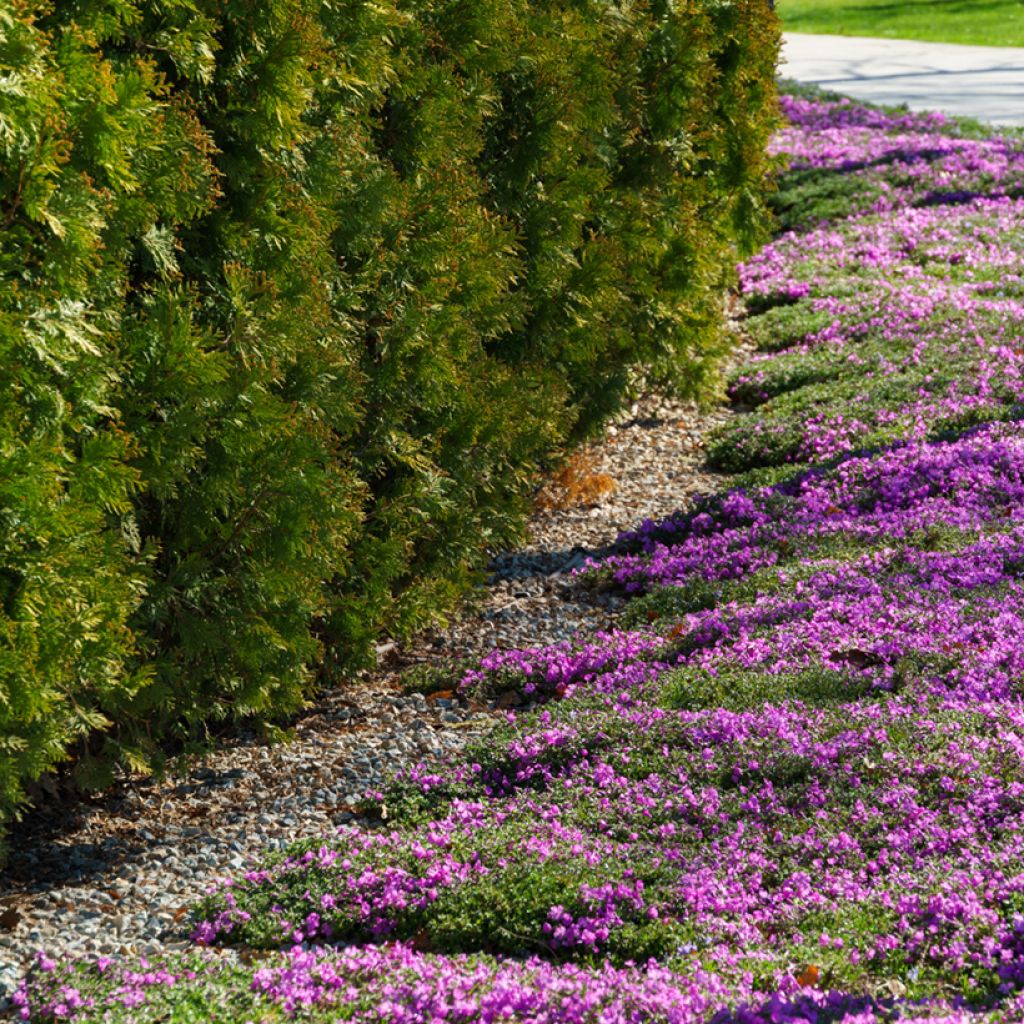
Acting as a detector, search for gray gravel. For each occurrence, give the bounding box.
[0,328,744,1002]
[0,686,496,998]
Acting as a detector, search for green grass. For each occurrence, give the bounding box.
[779,0,1024,48]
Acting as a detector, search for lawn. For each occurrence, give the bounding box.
[779,0,1024,47]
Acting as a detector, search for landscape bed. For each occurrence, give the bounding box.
[17,97,1024,1023]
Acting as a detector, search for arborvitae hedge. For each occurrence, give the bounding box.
[0,0,779,849]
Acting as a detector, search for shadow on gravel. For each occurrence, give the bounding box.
[488,543,621,581]
[175,767,245,794]
[2,833,146,890]
[1,765,251,893]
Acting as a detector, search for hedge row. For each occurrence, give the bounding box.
[0,0,779,847]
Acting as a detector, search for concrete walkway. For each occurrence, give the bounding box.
[781,33,1024,127]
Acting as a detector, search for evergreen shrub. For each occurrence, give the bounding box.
[0,0,779,849]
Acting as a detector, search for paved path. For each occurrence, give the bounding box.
[781,33,1024,127]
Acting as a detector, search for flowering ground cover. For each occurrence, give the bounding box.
[17,94,1024,1023]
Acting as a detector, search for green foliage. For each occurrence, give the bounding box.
[770,167,886,232]
[0,0,779,848]
[398,658,473,696]
[620,579,722,626]
[711,299,1023,475]
[659,663,879,712]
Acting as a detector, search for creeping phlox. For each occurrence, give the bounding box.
[19,95,1024,1023]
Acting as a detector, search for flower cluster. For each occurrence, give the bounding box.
[772,93,1024,228]
[18,944,1024,1023]
[12,945,743,1023]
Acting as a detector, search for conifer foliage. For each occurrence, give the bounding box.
[0,0,779,848]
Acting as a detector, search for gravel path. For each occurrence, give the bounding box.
[0,337,741,1000]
